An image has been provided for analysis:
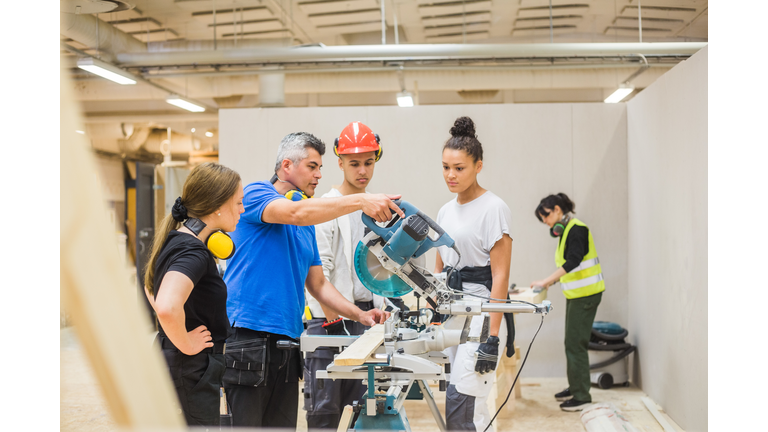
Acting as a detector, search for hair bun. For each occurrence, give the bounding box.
[449,116,476,138]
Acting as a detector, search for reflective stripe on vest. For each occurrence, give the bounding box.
[555,218,605,299]
[561,273,604,291]
[568,257,599,274]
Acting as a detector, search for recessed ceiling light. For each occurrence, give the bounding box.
[191,128,196,133]
[77,57,137,85]
[166,94,206,112]
[604,84,635,103]
[205,131,214,137]
[396,91,414,107]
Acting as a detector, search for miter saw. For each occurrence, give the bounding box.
[300,200,552,432]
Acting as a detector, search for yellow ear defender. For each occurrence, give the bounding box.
[270,173,311,200]
[206,231,236,260]
[183,218,236,260]
[285,189,309,201]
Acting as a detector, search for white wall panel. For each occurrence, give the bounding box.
[626,46,707,432]
[573,104,629,328]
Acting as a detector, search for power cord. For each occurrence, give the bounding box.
[483,314,545,432]
[451,289,538,308]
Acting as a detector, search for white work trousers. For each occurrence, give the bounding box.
[444,313,508,432]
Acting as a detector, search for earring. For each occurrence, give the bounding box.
[217,212,221,216]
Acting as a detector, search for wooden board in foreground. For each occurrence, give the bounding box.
[334,324,385,366]
[337,405,355,432]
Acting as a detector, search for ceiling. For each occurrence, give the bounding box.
[60,0,708,159]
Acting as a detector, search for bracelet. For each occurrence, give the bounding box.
[322,317,343,328]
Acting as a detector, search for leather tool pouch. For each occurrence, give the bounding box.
[222,338,267,387]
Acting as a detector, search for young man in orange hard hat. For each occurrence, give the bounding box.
[303,122,407,430]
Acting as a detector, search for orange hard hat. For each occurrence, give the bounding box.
[334,121,383,161]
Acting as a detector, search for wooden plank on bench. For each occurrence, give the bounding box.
[334,324,385,366]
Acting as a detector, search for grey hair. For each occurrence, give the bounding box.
[273,132,326,172]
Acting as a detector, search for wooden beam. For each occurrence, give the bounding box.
[334,325,385,366]
[641,397,679,432]
[61,68,184,429]
[337,405,355,432]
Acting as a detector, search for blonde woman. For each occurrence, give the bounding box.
[144,162,244,426]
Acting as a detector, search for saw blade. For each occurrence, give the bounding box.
[354,234,413,298]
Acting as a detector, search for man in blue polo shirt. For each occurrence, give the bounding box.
[222,132,403,429]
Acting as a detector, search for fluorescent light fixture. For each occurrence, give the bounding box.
[604,84,635,103]
[75,130,85,135]
[77,57,137,85]
[205,131,214,137]
[166,94,206,112]
[397,91,414,107]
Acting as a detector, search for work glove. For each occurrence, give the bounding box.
[430,311,445,324]
[322,318,349,336]
[475,336,500,374]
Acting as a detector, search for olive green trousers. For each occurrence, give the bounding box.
[564,292,602,402]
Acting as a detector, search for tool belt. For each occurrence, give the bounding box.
[443,265,516,358]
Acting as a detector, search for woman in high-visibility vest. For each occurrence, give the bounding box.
[530,193,604,412]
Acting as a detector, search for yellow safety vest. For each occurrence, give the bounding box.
[555,218,605,299]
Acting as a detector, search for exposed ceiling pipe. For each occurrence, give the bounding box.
[60,12,294,60]
[120,126,153,153]
[60,12,146,61]
[141,62,676,79]
[116,42,707,67]
[622,54,650,84]
[147,38,293,53]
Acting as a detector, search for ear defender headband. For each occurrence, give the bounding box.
[183,218,236,260]
[271,174,310,201]
[334,133,383,161]
[550,214,571,238]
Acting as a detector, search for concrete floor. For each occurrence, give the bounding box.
[61,327,682,431]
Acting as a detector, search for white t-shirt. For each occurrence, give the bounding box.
[348,209,373,302]
[437,190,513,399]
[436,191,513,296]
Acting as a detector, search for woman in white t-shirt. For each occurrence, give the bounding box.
[434,116,514,432]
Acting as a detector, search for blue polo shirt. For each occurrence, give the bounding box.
[224,180,321,339]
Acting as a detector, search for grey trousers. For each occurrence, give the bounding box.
[303,303,373,430]
[446,384,479,431]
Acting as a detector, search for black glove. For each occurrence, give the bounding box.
[475,336,500,374]
[322,318,348,336]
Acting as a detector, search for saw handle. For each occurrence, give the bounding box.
[362,200,455,254]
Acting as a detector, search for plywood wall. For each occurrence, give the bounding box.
[627,46,708,432]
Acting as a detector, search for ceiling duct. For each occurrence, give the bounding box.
[116,42,707,68]
[60,12,146,61]
[143,129,197,155]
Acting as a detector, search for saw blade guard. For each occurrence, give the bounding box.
[354,237,414,297]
